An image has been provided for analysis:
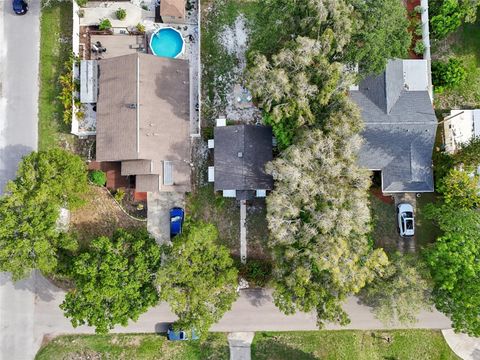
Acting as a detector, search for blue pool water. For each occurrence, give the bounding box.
[150,28,184,58]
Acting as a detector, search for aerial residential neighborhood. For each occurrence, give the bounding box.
[1,0,480,359]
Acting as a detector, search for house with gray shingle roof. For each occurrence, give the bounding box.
[350,59,438,193]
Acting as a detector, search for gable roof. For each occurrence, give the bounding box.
[96,53,191,192]
[214,125,273,192]
[350,59,437,193]
[160,0,185,18]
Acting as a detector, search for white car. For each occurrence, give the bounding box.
[397,203,414,237]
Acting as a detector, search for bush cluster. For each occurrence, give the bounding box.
[89,170,107,187]
[432,58,466,93]
[116,8,127,20]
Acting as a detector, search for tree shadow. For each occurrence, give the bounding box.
[0,270,60,302]
[242,288,272,307]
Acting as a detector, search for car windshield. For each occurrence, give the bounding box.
[171,215,182,223]
[13,0,23,10]
[406,219,414,230]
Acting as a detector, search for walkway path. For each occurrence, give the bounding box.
[240,200,247,263]
[228,332,254,360]
[443,330,480,360]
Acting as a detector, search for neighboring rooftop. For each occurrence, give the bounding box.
[443,109,480,153]
[214,125,273,199]
[350,59,437,193]
[96,53,191,192]
[160,0,185,19]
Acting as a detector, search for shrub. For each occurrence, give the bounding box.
[237,260,272,287]
[89,170,107,186]
[414,5,423,14]
[432,58,466,93]
[57,55,76,125]
[75,0,88,7]
[98,18,112,31]
[415,23,423,36]
[430,0,463,39]
[136,23,145,34]
[413,39,426,55]
[116,8,126,20]
[114,188,126,202]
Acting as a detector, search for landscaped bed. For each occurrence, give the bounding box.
[35,333,229,360]
[251,330,460,360]
[70,185,146,248]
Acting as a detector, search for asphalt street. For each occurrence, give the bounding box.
[0,0,40,359]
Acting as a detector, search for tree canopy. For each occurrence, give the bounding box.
[430,0,480,39]
[266,99,388,327]
[156,222,238,337]
[359,254,432,326]
[0,148,88,280]
[247,36,350,149]
[346,0,412,76]
[426,165,480,336]
[61,229,161,334]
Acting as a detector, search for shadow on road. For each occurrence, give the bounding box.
[0,144,34,194]
[0,270,62,302]
[243,288,271,307]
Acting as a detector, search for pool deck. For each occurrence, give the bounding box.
[90,34,146,60]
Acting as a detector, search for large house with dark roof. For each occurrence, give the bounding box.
[95,53,191,193]
[209,123,273,200]
[350,59,437,193]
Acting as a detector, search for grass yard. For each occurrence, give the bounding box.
[432,21,480,111]
[370,194,397,253]
[186,184,241,256]
[252,330,460,360]
[38,0,74,150]
[35,333,229,360]
[415,192,441,250]
[70,185,146,249]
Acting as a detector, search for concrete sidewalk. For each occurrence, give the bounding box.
[442,330,480,360]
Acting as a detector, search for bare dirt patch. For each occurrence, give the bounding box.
[70,185,146,246]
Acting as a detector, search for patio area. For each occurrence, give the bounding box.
[90,34,146,59]
[79,1,154,28]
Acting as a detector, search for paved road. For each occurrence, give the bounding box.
[0,0,40,359]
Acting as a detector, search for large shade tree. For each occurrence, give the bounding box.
[345,0,412,76]
[266,99,388,327]
[156,222,238,337]
[61,229,161,334]
[359,254,432,326]
[426,167,480,336]
[0,148,88,280]
[247,36,350,149]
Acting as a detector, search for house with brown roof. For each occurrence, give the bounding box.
[160,0,186,23]
[96,52,191,193]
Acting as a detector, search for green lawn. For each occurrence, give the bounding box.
[415,192,441,250]
[369,194,397,253]
[35,333,229,360]
[252,330,460,360]
[433,21,480,111]
[186,184,240,255]
[38,0,73,150]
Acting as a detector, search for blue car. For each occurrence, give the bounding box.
[170,207,184,238]
[167,325,199,341]
[12,0,28,15]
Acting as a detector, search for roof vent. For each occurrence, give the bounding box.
[238,152,243,158]
[126,103,137,109]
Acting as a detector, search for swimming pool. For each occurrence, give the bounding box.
[149,27,185,58]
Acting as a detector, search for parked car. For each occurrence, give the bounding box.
[397,203,415,237]
[170,207,184,238]
[12,0,28,15]
[167,324,198,341]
